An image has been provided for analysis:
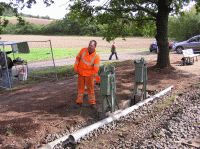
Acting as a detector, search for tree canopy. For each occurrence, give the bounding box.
[69,0,200,68]
[1,0,200,69]
[169,6,200,41]
[0,0,54,32]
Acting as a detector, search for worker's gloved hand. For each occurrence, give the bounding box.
[74,67,79,74]
[95,82,100,86]
[94,75,100,86]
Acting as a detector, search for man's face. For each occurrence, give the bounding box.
[88,41,96,53]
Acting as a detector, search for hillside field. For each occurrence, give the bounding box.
[6,16,54,25]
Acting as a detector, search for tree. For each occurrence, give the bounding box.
[169,7,200,41]
[0,0,54,33]
[69,0,200,68]
[0,2,14,33]
[1,0,200,68]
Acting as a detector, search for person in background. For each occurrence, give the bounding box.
[74,40,100,108]
[109,41,118,60]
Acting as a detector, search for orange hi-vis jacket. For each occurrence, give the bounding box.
[74,48,100,76]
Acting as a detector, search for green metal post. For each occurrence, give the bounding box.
[132,58,147,105]
[100,65,117,114]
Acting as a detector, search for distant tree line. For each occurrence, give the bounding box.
[2,7,200,41]
[2,7,15,17]
[2,12,156,37]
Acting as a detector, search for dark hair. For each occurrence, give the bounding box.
[90,40,97,47]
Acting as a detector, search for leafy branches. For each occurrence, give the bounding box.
[0,0,54,34]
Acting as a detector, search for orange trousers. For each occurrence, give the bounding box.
[76,75,96,105]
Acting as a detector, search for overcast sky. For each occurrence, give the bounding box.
[0,0,196,20]
[0,0,108,19]
[0,0,69,19]
[19,0,70,19]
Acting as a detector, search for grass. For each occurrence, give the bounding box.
[9,65,75,89]
[193,122,200,126]
[155,95,177,110]
[1,35,149,62]
[3,46,146,62]
[192,82,200,88]
[5,124,13,136]
[18,61,119,86]
[30,65,75,79]
[3,47,79,62]
[30,62,117,80]
[3,16,16,20]
[15,48,79,62]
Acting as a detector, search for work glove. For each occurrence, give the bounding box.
[95,82,100,86]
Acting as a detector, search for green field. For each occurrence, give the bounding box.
[13,48,79,62]
[1,35,150,62]
[4,47,143,62]
[3,47,79,62]
[4,16,16,20]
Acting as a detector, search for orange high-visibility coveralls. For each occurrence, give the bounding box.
[74,48,100,105]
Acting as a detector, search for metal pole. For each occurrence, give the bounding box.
[48,40,58,81]
[111,78,115,112]
[3,44,12,89]
[143,65,147,99]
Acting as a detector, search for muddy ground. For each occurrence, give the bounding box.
[0,52,200,149]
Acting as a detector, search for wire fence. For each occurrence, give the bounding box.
[0,40,59,90]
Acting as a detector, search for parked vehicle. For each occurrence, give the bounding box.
[149,41,158,52]
[172,35,200,54]
[149,41,173,53]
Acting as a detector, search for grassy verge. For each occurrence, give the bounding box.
[7,65,75,90]
[30,65,75,79]
[19,60,126,86]
[3,46,147,62]
[3,16,16,20]
[8,48,79,62]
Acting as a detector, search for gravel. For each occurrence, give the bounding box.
[40,86,200,149]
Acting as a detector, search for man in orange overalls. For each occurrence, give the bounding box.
[74,40,100,108]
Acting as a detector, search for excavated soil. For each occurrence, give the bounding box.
[0,52,200,149]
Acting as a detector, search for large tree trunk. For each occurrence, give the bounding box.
[155,0,171,68]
